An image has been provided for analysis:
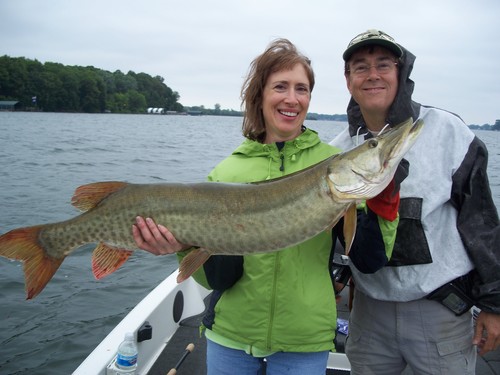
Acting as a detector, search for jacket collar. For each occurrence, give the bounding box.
[233,127,321,157]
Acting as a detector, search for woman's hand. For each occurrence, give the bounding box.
[132,216,189,255]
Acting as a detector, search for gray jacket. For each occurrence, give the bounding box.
[330,45,500,313]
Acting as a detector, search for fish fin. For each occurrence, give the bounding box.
[177,248,212,283]
[0,225,64,299]
[71,181,129,212]
[343,204,357,255]
[91,243,133,280]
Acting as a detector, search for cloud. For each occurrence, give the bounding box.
[1,0,498,124]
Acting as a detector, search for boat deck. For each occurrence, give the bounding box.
[147,291,500,375]
[147,301,208,374]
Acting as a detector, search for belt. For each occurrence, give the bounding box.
[426,272,475,316]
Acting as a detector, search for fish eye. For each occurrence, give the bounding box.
[368,139,378,148]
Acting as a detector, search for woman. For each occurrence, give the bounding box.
[133,38,399,374]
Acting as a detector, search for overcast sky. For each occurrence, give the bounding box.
[1,0,498,125]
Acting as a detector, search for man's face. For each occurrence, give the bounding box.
[345,46,399,121]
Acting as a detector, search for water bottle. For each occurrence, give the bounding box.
[115,332,138,374]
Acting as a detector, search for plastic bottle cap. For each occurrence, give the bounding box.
[125,332,134,340]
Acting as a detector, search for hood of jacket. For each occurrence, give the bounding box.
[346,45,422,137]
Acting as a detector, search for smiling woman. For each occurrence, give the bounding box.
[131,36,410,375]
[261,63,311,143]
[132,38,347,375]
[240,38,315,143]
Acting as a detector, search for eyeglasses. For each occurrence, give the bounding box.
[347,61,398,77]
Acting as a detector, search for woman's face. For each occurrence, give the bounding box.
[262,63,311,144]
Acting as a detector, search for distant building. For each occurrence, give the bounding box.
[0,101,20,111]
[147,107,165,114]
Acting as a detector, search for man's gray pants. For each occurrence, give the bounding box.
[346,288,476,374]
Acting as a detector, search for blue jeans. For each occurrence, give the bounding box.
[206,339,330,375]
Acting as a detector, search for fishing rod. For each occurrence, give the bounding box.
[166,343,195,375]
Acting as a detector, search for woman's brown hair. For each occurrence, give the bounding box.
[241,39,314,143]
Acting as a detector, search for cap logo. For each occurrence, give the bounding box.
[348,29,396,47]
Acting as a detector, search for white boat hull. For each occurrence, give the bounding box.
[73,269,351,374]
[73,270,210,375]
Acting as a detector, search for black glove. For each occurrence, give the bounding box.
[393,158,409,194]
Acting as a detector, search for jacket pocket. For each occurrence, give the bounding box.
[388,197,433,266]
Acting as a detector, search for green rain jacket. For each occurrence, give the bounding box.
[179,128,342,354]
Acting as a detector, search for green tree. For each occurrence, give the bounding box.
[0,56,28,103]
[109,92,128,113]
[492,120,500,131]
[78,71,103,113]
[127,90,147,113]
[0,55,184,113]
[60,68,81,111]
[214,103,221,115]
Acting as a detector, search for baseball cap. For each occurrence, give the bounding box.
[343,29,403,61]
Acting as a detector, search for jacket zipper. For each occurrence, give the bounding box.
[267,146,284,348]
[266,252,280,349]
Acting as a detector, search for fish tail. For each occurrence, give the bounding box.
[177,248,211,283]
[0,226,64,299]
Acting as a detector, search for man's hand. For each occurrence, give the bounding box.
[473,311,500,356]
[132,216,189,255]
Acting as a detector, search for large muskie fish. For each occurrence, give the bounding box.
[0,118,423,299]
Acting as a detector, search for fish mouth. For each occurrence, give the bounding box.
[375,118,423,163]
[329,118,423,199]
[347,168,390,197]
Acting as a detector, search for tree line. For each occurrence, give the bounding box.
[0,55,184,113]
[469,120,500,131]
[2,55,493,127]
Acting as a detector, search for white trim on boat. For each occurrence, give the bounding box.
[73,269,351,374]
[73,270,210,375]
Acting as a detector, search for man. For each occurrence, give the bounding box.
[330,29,500,374]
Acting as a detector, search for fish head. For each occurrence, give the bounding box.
[328,117,423,200]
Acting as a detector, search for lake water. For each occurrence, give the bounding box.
[0,112,499,375]
[0,112,348,375]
